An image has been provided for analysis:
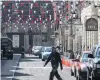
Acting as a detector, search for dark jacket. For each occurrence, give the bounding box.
[44,51,63,69]
[21,47,25,52]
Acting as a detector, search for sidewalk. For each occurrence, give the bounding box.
[1,54,21,80]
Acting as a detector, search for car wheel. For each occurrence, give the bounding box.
[71,69,74,76]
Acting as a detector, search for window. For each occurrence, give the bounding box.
[45,48,52,52]
[92,46,96,57]
[83,53,88,59]
[81,53,88,62]
[96,47,100,58]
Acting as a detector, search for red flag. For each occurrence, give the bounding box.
[17,10,20,12]
[36,18,38,21]
[66,16,68,20]
[4,2,8,6]
[40,20,42,24]
[12,4,15,8]
[35,3,39,7]
[47,18,50,22]
[40,6,45,14]
[32,16,34,18]
[29,10,32,14]
[20,3,24,6]
[31,20,34,24]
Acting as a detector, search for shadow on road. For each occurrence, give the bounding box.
[19,59,37,62]
[14,71,33,76]
[16,67,23,70]
[19,56,40,62]
[12,78,20,80]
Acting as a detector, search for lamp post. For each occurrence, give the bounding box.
[68,13,75,53]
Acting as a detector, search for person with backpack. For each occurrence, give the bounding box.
[44,47,63,80]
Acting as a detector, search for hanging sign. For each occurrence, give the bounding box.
[85,18,98,31]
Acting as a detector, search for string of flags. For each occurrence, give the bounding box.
[1,1,84,31]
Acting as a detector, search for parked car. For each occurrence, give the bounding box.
[70,51,92,80]
[41,47,52,61]
[32,46,42,56]
[87,44,100,80]
[1,37,13,60]
[75,51,92,80]
[70,54,80,77]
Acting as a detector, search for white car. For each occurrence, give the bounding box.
[41,47,52,61]
[32,46,42,56]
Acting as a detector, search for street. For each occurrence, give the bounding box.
[13,54,75,80]
[1,1,100,80]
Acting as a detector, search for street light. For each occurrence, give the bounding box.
[67,11,77,53]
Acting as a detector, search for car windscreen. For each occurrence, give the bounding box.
[81,53,89,62]
[96,47,100,58]
[45,48,52,52]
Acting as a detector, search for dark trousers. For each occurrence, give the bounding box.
[49,65,62,80]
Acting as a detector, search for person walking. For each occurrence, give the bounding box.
[21,46,25,58]
[56,46,63,55]
[29,45,32,56]
[44,47,63,80]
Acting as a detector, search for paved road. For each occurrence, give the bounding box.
[13,54,75,80]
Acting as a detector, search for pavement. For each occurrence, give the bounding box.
[12,54,75,80]
[1,54,21,80]
[1,60,7,67]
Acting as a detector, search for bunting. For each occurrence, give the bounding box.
[2,1,55,31]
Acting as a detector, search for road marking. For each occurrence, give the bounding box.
[17,66,70,69]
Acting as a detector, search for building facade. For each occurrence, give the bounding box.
[81,2,99,51]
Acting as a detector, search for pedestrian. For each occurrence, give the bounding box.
[56,46,63,55]
[44,47,63,80]
[29,45,32,56]
[21,46,25,58]
[21,46,25,52]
